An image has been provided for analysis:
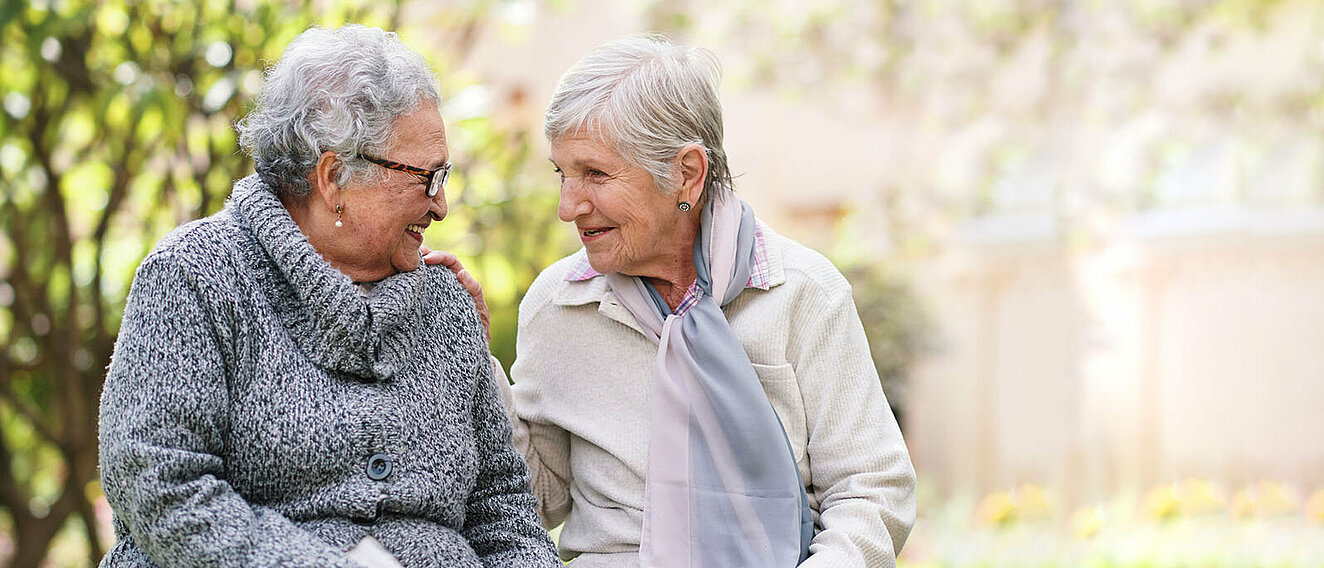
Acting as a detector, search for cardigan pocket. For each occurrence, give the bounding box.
[750,362,808,465]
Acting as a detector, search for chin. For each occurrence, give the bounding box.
[391,246,423,274]
[584,253,619,275]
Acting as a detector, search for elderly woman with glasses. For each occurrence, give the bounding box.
[446,36,916,567]
[97,25,558,567]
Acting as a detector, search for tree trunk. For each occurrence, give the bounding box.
[4,509,70,568]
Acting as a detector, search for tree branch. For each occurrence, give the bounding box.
[0,414,32,525]
[0,388,60,446]
[88,117,139,353]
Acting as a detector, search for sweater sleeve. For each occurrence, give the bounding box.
[98,254,362,568]
[462,357,561,567]
[790,282,917,568]
[492,353,574,530]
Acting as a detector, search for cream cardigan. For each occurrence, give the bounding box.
[494,223,916,567]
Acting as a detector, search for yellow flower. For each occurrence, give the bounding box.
[1254,481,1300,517]
[1307,489,1324,523]
[1016,483,1054,521]
[1231,481,1302,518]
[1069,507,1105,539]
[1144,484,1180,520]
[1231,487,1256,519]
[977,491,1017,527]
[1176,478,1225,515]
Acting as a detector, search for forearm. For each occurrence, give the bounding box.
[466,365,560,566]
[491,355,573,527]
[101,428,362,567]
[799,472,914,567]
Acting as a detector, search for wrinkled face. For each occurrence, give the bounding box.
[338,104,449,281]
[550,134,690,278]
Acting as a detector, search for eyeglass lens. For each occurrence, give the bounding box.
[429,167,449,198]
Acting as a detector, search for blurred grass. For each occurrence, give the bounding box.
[900,479,1324,568]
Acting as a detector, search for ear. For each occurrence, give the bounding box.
[310,150,344,211]
[676,144,708,207]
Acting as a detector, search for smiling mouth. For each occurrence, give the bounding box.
[581,227,613,238]
[406,223,426,241]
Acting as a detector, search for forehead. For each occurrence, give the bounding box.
[389,103,448,166]
[549,133,624,164]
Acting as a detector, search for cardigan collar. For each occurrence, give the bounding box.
[228,175,424,381]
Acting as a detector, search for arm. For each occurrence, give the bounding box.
[98,254,361,568]
[462,361,560,567]
[491,358,574,528]
[791,285,917,568]
[422,248,573,528]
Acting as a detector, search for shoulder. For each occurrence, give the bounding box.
[135,208,245,292]
[518,250,589,322]
[141,208,243,272]
[416,263,488,362]
[761,225,853,303]
[420,262,478,316]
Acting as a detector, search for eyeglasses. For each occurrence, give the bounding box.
[362,154,451,198]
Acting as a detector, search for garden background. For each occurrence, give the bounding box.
[3,0,1324,566]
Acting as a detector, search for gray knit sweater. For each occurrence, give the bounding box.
[98,175,558,568]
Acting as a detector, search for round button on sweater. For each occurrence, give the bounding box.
[367,454,393,481]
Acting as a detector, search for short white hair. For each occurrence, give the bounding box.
[235,25,440,199]
[544,35,733,205]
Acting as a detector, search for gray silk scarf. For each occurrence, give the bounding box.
[606,194,813,567]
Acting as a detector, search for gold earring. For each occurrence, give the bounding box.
[334,204,344,228]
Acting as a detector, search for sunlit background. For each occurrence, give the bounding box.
[3,0,1324,566]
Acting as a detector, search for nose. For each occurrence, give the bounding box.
[557,179,591,223]
[428,187,448,221]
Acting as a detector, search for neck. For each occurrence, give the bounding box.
[645,265,697,311]
[283,194,390,283]
[646,214,703,311]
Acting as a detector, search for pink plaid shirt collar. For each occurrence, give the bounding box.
[565,221,773,296]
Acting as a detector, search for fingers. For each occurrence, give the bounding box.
[422,248,460,270]
[452,268,491,343]
[454,268,485,302]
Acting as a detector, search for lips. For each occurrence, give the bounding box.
[579,226,614,241]
[405,223,427,242]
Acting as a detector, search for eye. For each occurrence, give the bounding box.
[552,166,564,180]
[585,168,607,179]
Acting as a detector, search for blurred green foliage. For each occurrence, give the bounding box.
[0,1,569,565]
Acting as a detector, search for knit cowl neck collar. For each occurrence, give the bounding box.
[228,175,424,382]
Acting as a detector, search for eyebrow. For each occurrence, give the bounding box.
[549,157,611,171]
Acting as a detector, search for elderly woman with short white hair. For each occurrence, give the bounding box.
[97,25,558,567]
[478,36,916,567]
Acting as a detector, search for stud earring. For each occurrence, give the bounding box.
[334,204,344,228]
[678,202,691,212]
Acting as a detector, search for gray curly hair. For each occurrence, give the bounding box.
[235,25,440,199]
[544,35,733,206]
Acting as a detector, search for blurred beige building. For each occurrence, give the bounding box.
[419,0,1324,503]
